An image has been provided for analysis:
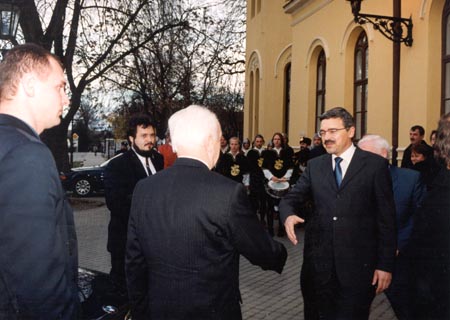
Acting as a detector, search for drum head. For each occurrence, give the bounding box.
[268,180,289,191]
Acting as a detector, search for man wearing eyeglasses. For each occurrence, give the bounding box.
[280,107,396,319]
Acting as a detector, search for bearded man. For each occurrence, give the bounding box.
[104,114,164,293]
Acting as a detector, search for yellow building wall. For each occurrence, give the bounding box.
[245,0,446,153]
[245,0,292,140]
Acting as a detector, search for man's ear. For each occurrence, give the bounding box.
[20,73,36,97]
[348,126,356,139]
[128,136,134,146]
[204,134,217,169]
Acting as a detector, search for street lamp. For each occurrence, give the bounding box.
[0,0,20,46]
[347,0,413,46]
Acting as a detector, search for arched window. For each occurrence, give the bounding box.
[354,32,368,140]
[284,63,291,135]
[249,71,254,137]
[316,50,326,132]
[442,0,450,114]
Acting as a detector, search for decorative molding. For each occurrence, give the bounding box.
[305,37,330,68]
[340,19,374,55]
[419,0,429,20]
[274,44,293,78]
[248,50,263,80]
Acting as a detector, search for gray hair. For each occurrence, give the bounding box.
[169,105,221,153]
[357,134,390,157]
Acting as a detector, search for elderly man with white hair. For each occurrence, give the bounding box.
[358,134,425,320]
[126,105,287,320]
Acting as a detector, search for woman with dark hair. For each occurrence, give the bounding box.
[407,114,450,320]
[410,143,439,190]
[430,129,437,147]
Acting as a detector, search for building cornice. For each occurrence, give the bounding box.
[283,0,314,14]
[286,0,333,26]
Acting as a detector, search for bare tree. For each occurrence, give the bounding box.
[16,0,189,171]
[104,0,246,137]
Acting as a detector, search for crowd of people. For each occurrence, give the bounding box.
[212,131,326,237]
[1,43,450,320]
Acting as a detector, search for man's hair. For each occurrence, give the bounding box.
[410,125,425,136]
[127,114,155,139]
[319,107,355,128]
[229,136,240,144]
[169,105,220,153]
[253,134,265,143]
[0,43,59,100]
[357,134,390,156]
[434,113,450,166]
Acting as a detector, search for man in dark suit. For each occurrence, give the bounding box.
[358,134,425,320]
[105,114,164,292]
[126,105,287,319]
[0,44,78,319]
[279,107,396,319]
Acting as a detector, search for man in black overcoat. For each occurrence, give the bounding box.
[104,114,163,292]
[126,105,287,319]
[0,44,78,319]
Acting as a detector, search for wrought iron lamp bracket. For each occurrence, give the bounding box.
[353,13,413,47]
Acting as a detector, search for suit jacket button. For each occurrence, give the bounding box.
[333,216,338,221]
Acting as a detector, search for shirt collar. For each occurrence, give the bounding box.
[332,144,356,163]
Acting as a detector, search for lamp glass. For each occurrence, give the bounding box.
[0,1,19,40]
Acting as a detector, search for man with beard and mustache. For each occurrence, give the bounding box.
[105,114,164,294]
[280,107,396,319]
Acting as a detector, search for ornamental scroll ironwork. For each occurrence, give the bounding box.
[353,13,413,47]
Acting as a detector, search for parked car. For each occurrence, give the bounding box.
[60,155,118,197]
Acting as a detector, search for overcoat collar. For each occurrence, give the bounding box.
[0,114,39,139]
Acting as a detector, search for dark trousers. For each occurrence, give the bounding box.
[249,190,267,223]
[385,253,410,319]
[110,252,126,291]
[301,263,375,320]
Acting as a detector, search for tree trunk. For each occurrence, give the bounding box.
[40,122,70,173]
[40,91,82,173]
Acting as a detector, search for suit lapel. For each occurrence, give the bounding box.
[129,151,148,178]
[319,154,338,191]
[339,147,366,189]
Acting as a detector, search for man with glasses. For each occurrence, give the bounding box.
[280,107,396,319]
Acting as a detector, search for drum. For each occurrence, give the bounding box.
[266,180,290,199]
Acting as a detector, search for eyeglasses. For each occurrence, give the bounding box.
[318,128,347,138]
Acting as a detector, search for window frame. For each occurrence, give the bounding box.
[353,32,369,140]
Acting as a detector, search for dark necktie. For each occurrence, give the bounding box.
[334,157,343,187]
[145,157,151,176]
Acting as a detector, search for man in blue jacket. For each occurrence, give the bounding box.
[0,44,78,319]
[358,134,425,320]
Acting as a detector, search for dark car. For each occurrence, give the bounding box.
[60,156,118,197]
